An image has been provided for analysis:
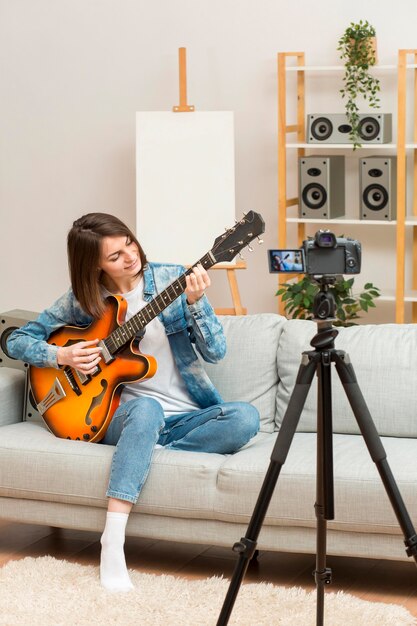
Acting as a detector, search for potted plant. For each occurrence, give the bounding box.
[276,275,380,326]
[337,20,380,149]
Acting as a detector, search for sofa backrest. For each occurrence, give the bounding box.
[276,319,417,438]
[201,314,286,433]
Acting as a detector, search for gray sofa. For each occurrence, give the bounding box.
[1,313,417,563]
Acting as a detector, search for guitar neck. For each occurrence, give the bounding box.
[104,251,216,355]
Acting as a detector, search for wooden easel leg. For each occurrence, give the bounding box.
[226,269,245,315]
[213,266,247,316]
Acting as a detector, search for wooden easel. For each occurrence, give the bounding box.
[173,47,247,316]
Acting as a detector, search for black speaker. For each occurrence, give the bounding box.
[359,156,397,220]
[307,113,392,144]
[299,155,345,219]
[0,309,38,370]
[0,309,43,422]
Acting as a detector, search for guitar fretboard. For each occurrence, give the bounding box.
[104,252,214,355]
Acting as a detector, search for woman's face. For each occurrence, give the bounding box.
[98,235,142,282]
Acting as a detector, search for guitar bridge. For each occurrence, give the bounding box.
[98,339,114,364]
[36,378,66,416]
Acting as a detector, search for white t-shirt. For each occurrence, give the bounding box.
[117,279,200,416]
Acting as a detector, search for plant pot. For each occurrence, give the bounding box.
[348,36,377,64]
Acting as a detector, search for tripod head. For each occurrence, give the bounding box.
[309,276,341,350]
[311,276,341,322]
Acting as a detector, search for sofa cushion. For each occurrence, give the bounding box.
[0,421,224,519]
[215,430,417,534]
[2,422,417,538]
[202,314,286,433]
[276,319,417,437]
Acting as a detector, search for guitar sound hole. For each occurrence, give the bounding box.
[85,379,108,426]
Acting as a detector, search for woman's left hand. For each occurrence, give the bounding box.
[185,264,211,305]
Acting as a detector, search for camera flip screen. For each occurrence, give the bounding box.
[268,249,305,273]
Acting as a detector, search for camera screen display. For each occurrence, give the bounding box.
[268,249,305,273]
[306,247,345,274]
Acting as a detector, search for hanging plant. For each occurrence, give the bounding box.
[276,275,380,327]
[337,20,380,149]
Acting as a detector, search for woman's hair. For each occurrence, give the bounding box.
[67,212,147,319]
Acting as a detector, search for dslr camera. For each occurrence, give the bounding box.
[268,230,361,276]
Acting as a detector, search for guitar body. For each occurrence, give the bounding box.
[29,296,157,443]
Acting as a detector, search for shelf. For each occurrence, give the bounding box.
[278,49,417,323]
[287,216,417,226]
[377,289,417,303]
[286,217,396,226]
[286,143,417,149]
[285,64,412,72]
[286,143,398,149]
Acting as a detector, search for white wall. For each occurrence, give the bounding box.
[1,0,417,322]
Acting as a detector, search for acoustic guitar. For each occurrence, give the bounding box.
[29,211,265,443]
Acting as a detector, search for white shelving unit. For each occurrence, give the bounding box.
[277,50,417,322]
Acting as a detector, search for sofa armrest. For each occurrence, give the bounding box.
[0,367,25,427]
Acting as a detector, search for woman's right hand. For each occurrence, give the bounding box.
[56,339,102,374]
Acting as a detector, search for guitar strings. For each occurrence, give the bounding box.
[104,254,212,355]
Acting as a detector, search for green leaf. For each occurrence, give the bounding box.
[337,308,346,321]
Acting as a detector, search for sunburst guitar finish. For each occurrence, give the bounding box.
[29,296,157,443]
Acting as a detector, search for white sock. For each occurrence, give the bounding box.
[100,512,134,592]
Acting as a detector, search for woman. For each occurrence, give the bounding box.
[7,213,260,592]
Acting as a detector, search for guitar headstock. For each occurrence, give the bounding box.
[211,211,265,264]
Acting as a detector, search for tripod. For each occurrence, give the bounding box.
[217,278,417,626]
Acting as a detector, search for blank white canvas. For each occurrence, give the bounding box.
[136,111,236,265]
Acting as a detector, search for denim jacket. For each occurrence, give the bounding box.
[7,262,226,409]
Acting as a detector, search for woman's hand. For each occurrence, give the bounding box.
[185,264,211,305]
[57,338,102,374]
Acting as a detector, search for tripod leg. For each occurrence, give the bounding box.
[216,355,317,626]
[334,352,417,563]
[315,358,334,626]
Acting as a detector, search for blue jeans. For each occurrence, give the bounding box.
[101,397,260,504]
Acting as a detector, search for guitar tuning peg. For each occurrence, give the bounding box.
[238,252,244,260]
[257,237,264,245]
[248,245,253,252]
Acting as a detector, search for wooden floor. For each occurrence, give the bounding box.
[1,520,417,618]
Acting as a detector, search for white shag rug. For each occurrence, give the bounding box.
[0,556,415,626]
